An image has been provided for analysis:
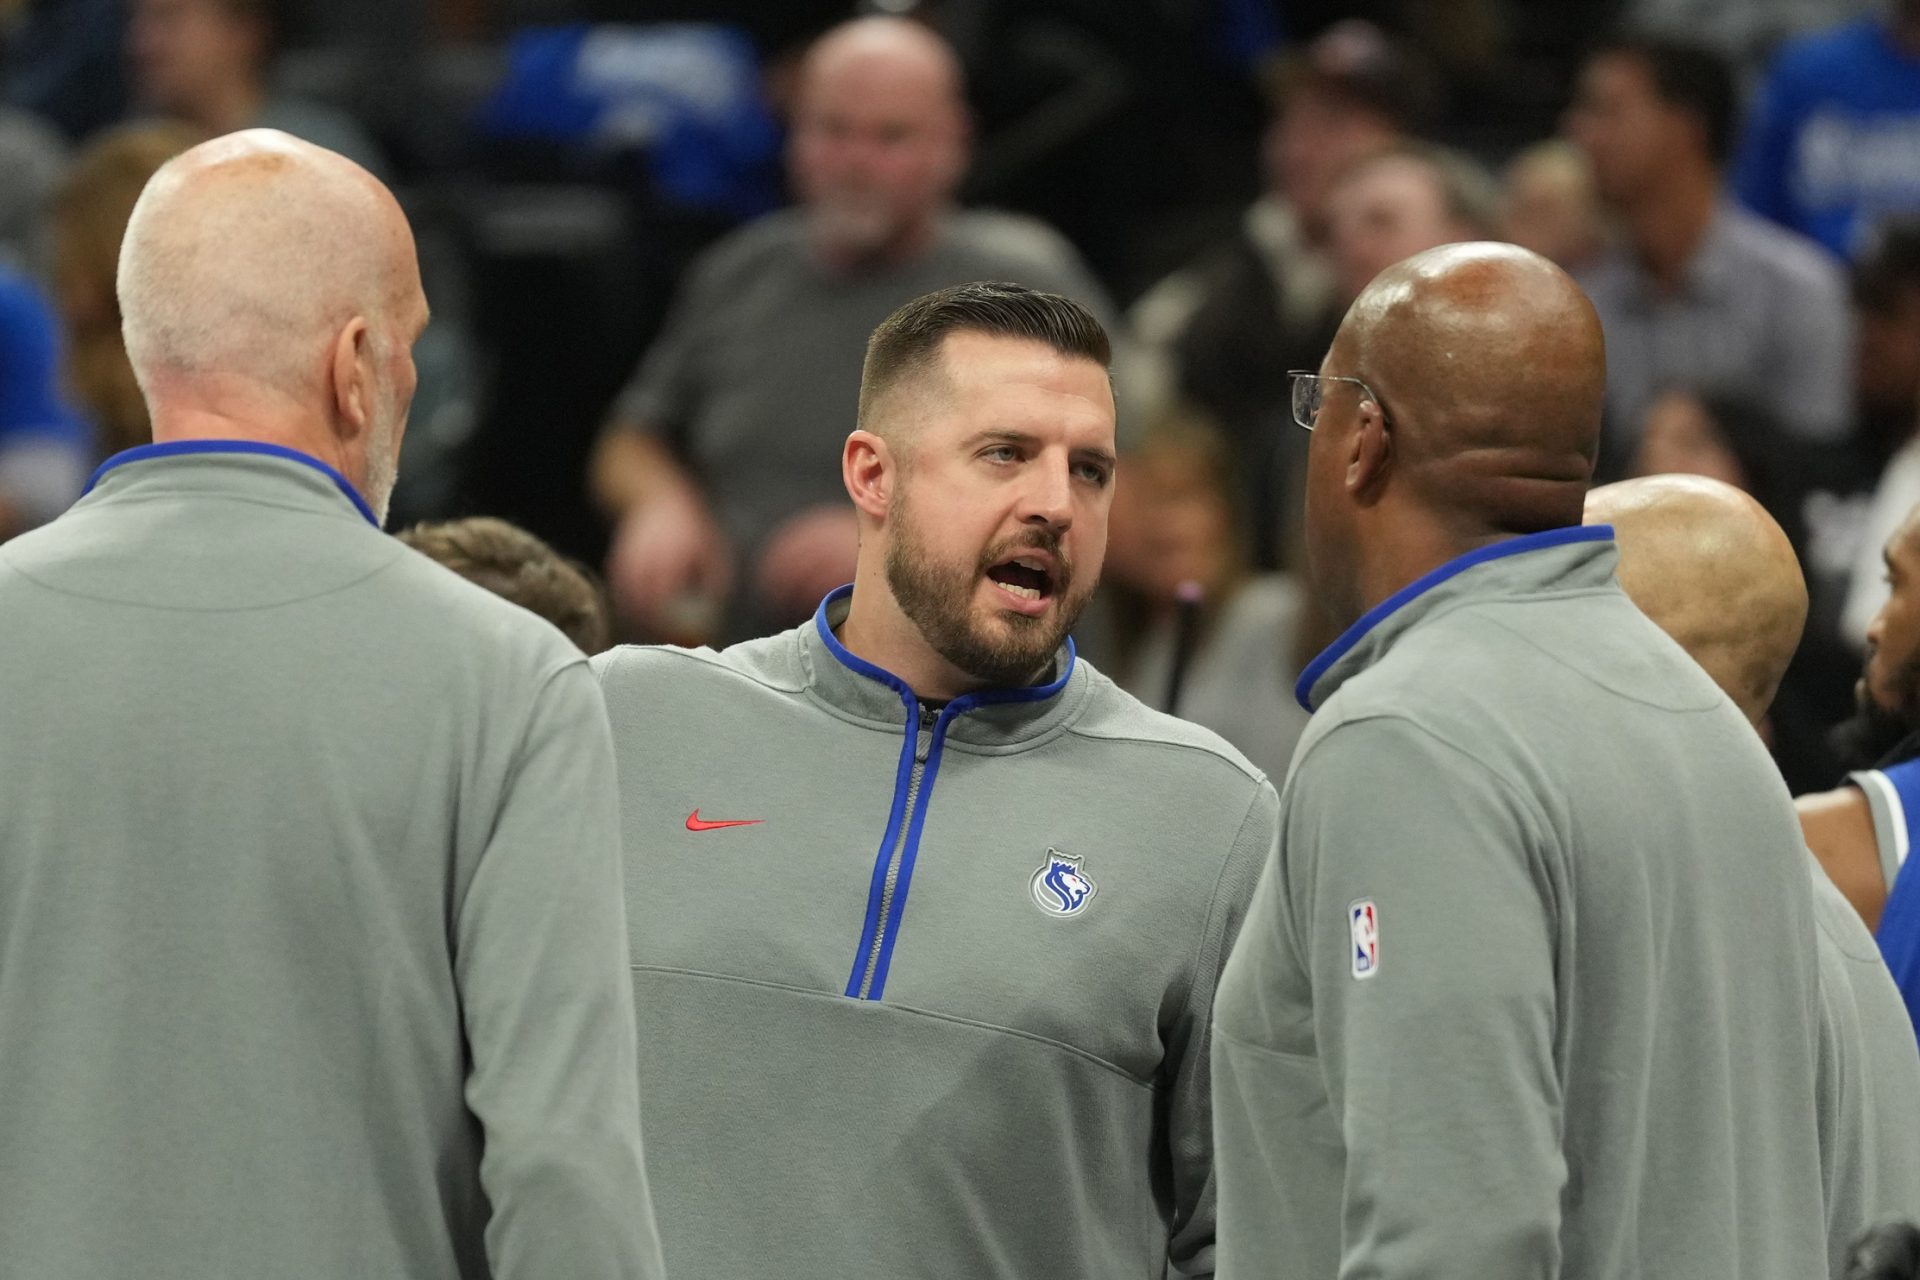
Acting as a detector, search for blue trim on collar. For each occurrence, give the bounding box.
[811,584,1077,708]
[1294,525,1615,713]
[82,439,381,529]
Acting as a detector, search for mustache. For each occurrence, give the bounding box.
[978,530,1073,583]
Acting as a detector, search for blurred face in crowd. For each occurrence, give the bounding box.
[1500,143,1607,272]
[1631,392,1748,490]
[131,0,266,115]
[1266,86,1399,228]
[1857,285,1920,421]
[1326,155,1471,304]
[1106,441,1235,604]
[1567,51,1696,208]
[881,331,1115,685]
[789,25,968,264]
[1842,509,1920,764]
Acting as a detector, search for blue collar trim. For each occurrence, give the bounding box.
[811,584,1076,712]
[82,439,381,529]
[1295,524,1615,713]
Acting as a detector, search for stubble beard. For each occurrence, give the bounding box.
[884,487,1088,689]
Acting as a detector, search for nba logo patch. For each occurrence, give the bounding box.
[1031,849,1097,918]
[1350,900,1380,979]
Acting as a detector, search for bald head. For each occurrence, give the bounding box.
[802,16,963,97]
[1585,474,1807,724]
[1335,241,1604,533]
[118,130,427,520]
[790,19,968,262]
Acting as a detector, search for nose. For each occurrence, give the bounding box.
[1019,456,1075,531]
[1867,604,1889,654]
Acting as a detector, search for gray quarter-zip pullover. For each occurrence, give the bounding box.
[593,585,1279,1278]
[1212,527,1827,1280]
[0,444,663,1280]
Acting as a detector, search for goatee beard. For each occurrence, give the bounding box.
[883,494,1087,689]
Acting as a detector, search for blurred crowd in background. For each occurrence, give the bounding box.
[3,0,1919,791]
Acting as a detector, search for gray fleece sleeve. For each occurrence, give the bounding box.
[1284,716,1566,1280]
[457,660,666,1279]
[1166,779,1281,1278]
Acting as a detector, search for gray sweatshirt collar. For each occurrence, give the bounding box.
[1297,526,1620,713]
[81,440,380,527]
[801,586,1089,750]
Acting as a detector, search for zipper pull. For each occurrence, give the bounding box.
[914,706,938,763]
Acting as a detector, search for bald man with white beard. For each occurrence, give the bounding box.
[0,131,663,1279]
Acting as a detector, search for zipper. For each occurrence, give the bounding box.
[853,706,938,999]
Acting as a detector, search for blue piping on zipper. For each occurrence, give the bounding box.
[813,586,1073,1001]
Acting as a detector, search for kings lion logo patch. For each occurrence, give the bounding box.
[1031,849,1097,918]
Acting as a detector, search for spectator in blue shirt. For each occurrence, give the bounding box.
[0,263,88,541]
[1735,1,1920,259]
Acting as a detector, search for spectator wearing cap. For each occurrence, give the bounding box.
[1736,0,1920,260]
[1129,19,1431,572]
[1567,35,1852,468]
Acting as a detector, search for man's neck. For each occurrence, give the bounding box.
[149,405,351,483]
[1619,164,1721,292]
[835,564,1047,704]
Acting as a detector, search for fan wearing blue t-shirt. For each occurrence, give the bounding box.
[1735,7,1920,258]
[0,263,87,540]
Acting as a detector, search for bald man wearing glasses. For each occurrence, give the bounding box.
[1210,243,1827,1280]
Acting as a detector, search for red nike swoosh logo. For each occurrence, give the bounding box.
[686,810,765,832]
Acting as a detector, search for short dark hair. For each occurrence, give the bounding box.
[399,517,612,655]
[1596,35,1740,167]
[858,281,1111,430]
[1855,219,1920,312]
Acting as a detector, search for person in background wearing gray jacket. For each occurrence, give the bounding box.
[594,281,1278,1279]
[0,130,663,1280]
[1587,473,1920,1279]
[1212,242,1828,1279]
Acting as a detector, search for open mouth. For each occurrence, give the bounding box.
[986,554,1056,603]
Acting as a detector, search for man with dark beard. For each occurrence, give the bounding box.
[592,281,1279,1280]
[1802,502,1920,1035]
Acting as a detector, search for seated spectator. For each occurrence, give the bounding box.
[129,0,386,178]
[1736,0,1920,259]
[1098,406,1310,781]
[1500,139,1609,274]
[1323,142,1500,307]
[1128,19,1426,570]
[1568,34,1853,465]
[590,16,1117,645]
[399,516,612,656]
[0,263,89,541]
[51,121,202,460]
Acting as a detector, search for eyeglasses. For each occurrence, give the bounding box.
[1287,370,1390,432]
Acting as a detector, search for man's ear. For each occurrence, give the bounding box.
[329,316,373,440]
[844,429,895,520]
[1345,397,1392,504]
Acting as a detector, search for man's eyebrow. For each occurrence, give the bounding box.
[962,428,1040,449]
[1075,445,1118,469]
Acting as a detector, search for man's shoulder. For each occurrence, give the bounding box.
[941,208,1090,278]
[1720,204,1846,296]
[379,546,591,676]
[1068,659,1270,792]
[1767,18,1888,87]
[683,208,811,289]
[592,628,809,707]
